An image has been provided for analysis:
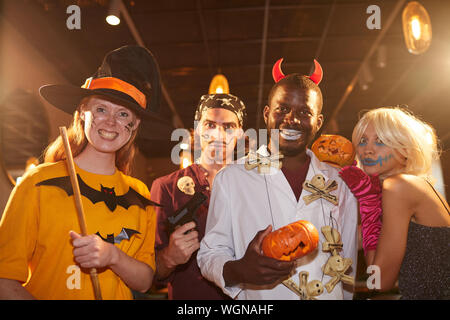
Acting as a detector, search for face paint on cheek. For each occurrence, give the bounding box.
[380,154,394,166]
[125,122,134,133]
[358,142,367,147]
[361,154,394,167]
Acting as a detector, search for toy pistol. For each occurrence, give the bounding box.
[167,192,207,235]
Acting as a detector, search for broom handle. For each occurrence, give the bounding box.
[59,127,103,300]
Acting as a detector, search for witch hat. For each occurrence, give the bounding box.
[39,45,173,139]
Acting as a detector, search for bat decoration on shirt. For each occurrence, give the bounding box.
[96,228,141,244]
[36,175,162,212]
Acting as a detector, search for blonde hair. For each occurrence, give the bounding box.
[352,107,439,180]
[44,96,138,175]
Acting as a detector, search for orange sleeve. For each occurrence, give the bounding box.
[134,204,157,271]
[0,174,39,283]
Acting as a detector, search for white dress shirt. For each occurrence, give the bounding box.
[197,146,358,300]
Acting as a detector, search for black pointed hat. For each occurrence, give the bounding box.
[39,45,172,138]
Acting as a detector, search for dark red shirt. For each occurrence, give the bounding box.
[150,164,230,300]
[281,156,311,201]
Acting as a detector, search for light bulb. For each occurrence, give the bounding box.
[411,17,421,40]
[106,0,122,26]
[106,15,120,26]
[402,1,432,55]
[208,74,229,94]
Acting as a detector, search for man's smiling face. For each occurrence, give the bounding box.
[264,84,323,156]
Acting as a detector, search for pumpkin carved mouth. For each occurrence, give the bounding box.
[262,220,319,261]
[284,241,307,259]
[311,134,355,168]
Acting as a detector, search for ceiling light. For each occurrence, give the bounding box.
[402,1,432,55]
[208,74,229,94]
[106,0,122,26]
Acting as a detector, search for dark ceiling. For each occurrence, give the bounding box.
[2,0,450,158]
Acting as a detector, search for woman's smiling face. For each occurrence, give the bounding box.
[80,95,140,154]
[356,123,404,177]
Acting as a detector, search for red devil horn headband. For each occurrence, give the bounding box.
[272,58,323,85]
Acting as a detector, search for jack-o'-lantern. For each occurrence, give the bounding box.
[311,135,355,167]
[262,220,319,261]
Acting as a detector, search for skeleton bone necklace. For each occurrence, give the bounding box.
[260,155,326,299]
[255,148,354,298]
[279,163,354,298]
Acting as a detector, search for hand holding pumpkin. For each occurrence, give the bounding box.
[262,220,319,261]
[223,225,296,287]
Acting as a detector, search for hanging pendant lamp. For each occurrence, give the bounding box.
[208,74,229,94]
[402,1,432,55]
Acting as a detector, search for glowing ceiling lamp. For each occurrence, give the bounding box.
[208,74,229,94]
[106,0,121,26]
[402,1,432,55]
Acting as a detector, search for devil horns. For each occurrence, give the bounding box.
[272,58,323,85]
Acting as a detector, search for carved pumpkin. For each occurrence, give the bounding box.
[262,220,319,261]
[311,134,355,167]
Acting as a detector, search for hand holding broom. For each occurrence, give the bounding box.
[59,126,103,300]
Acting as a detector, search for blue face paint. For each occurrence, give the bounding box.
[361,154,393,167]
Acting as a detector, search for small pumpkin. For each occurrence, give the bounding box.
[262,220,319,261]
[311,134,355,167]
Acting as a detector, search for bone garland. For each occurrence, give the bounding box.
[322,255,354,293]
[283,272,324,300]
[321,226,343,255]
[298,271,324,300]
[320,226,354,293]
[177,176,195,195]
[244,151,284,174]
[302,174,339,205]
[281,226,353,298]
[282,278,301,298]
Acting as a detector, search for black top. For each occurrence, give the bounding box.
[398,182,450,299]
[398,221,450,299]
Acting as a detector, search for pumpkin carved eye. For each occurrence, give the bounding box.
[262,220,319,261]
[311,134,355,168]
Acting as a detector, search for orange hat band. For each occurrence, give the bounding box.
[81,77,146,109]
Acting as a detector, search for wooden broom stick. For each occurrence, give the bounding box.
[59,126,103,300]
